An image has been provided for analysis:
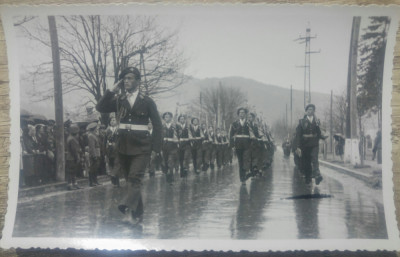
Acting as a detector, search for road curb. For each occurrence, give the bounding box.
[319,160,375,185]
[18,175,110,198]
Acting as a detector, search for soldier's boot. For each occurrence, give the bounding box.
[89,173,95,187]
[149,171,156,177]
[210,163,215,171]
[202,163,209,172]
[180,167,187,178]
[315,174,323,185]
[166,170,174,184]
[73,183,82,190]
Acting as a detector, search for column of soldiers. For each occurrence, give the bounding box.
[229,107,275,185]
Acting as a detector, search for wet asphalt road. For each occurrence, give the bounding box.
[13,150,388,239]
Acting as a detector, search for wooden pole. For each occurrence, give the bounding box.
[346,16,361,139]
[48,16,65,181]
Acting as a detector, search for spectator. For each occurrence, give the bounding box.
[373,130,382,164]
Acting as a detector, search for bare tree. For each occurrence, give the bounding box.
[188,83,246,129]
[323,90,346,135]
[17,15,187,119]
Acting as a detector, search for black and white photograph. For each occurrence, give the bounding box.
[0,3,399,251]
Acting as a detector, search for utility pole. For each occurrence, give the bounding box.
[290,85,293,132]
[48,16,65,182]
[330,90,333,154]
[295,26,320,108]
[285,103,288,133]
[346,17,361,139]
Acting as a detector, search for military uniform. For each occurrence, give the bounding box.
[190,124,203,174]
[295,114,323,184]
[248,120,262,176]
[162,122,179,183]
[215,132,224,169]
[96,87,162,221]
[201,127,211,171]
[177,122,192,177]
[208,130,216,170]
[229,119,251,182]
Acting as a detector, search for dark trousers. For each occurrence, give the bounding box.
[235,147,250,182]
[163,148,179,173]
[301,145,321,179]
[119,153,150,217]
[179,144,191,171]
[66,160,78,185]
[191,144,202,172]
[216,145,224,168]
[89,157,100,185]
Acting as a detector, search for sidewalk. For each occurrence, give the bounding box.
[319,153,382,189]
[18,175,111,199]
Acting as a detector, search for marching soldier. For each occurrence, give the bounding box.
[248,113,261,177]
[162,112,179,183]
[215,128,224,169]
[177,115,192,178]
[221,129,231,165]
[87,122,101,187]
[295,104,325,185]
[201,123,211,171]
[65,124,82,190]
[208,125,216,171]
[190,118,203,174]
[96,66,162,225]
[229,107,252,185]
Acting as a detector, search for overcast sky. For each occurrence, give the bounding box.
[11,4,395,119]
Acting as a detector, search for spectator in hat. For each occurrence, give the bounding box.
[87,122,101,187]
[66,124,82,190]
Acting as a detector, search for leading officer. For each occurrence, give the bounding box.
[96,67,162,225]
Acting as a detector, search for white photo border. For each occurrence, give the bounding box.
[0,3,399,251]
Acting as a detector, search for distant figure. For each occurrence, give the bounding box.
[372,130,382,164]
[84,146,90,178]
[334,134,345,161]
[282,138,291,158]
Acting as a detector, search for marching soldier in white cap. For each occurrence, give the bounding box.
[162,112,179,184]
[176,115,192,178]
[190,117,203,174]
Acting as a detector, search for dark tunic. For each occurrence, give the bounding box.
[96,90,162,155]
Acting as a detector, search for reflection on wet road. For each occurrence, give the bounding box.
[13,151,388,239]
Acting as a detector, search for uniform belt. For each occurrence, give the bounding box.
[180,138,191,141]
[192,137,203,140]
[303,134,316,138]
[164,138,179,142]
[234,135,250,138]
[119,123,148,131]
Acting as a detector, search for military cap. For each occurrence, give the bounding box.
[118,67,141,81]
[191,117,199,124]
[69,124,79,134]
[86,122,98,131]
[305,104,316,111]
[249,112,256,118]
[162,112,173,119]
[237,107,249,115]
